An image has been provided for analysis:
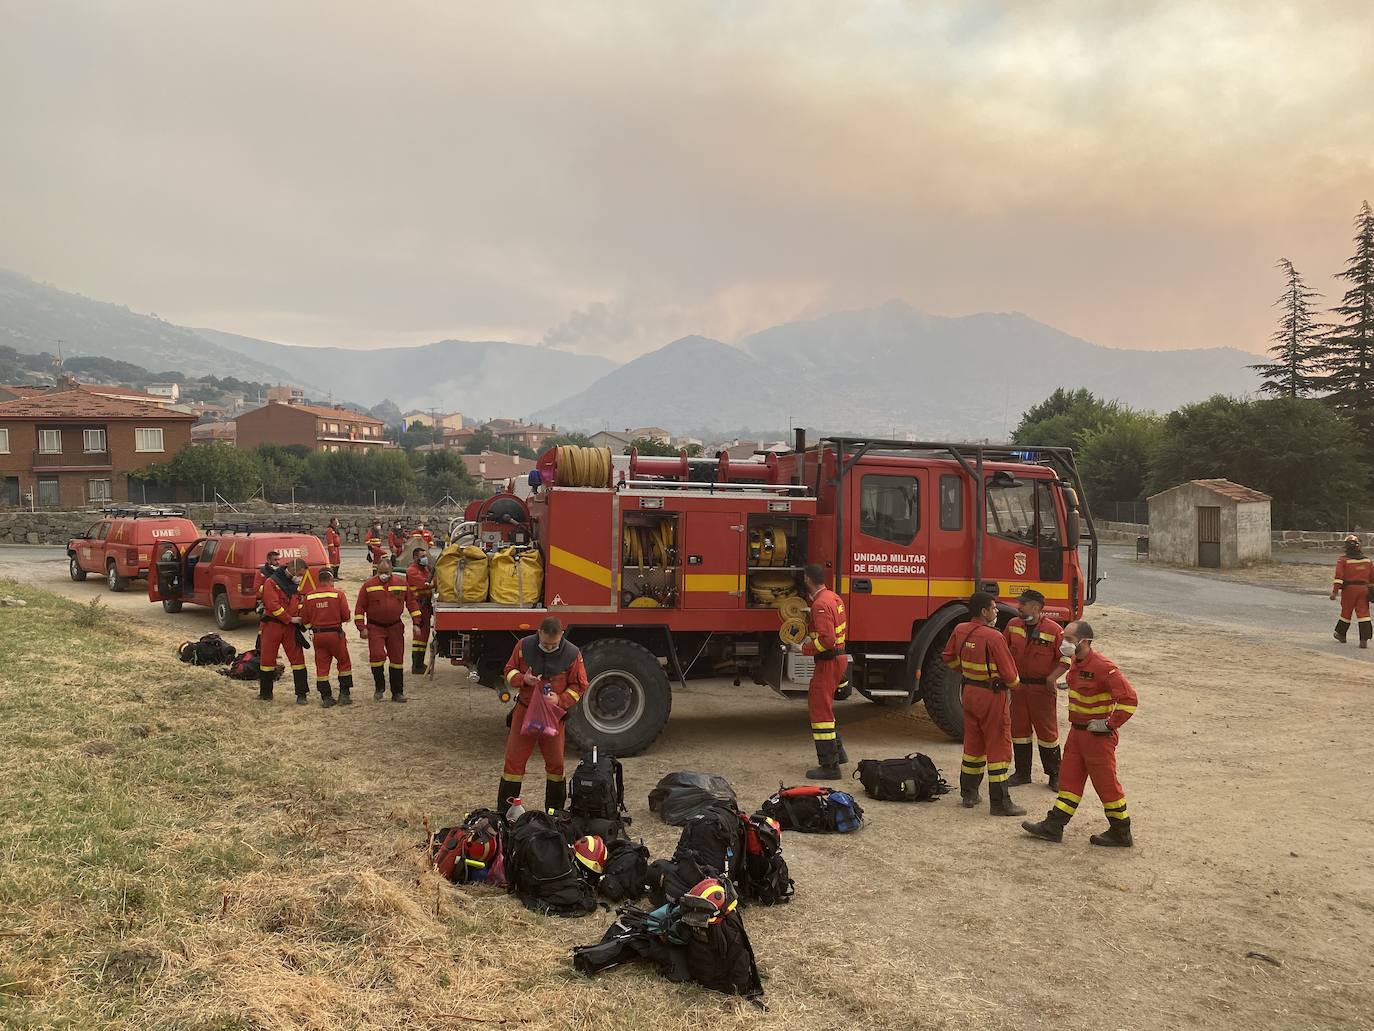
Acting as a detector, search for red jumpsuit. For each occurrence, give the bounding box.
[354,574,419,696]
[325,526,342,574]
[1005,616,1069,766]
[300,586,353,689]
[365,529,385,567]
[406,560,433,670]
[1333,553,1372,643]
[942,621,1020,787]
[1053,650,1137,827]
[259,576,307,684]
[388,528,407,560]
[802,586,848,766]
[415,527,435,547]
[499,637,588,811]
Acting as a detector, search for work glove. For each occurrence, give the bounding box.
[786,642,802,653]
[1086,718,1111,735]
[1330,591,1338,601]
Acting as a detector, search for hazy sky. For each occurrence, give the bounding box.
[2,1,1371,359]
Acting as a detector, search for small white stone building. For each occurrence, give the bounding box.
[1146,479,1272,568]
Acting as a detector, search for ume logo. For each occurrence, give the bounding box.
[1012,552,1028,575]
[277,548,305,558]
[150,528,181,538]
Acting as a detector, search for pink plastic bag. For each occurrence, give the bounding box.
[520,687,563,738]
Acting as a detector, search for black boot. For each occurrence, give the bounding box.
[959,771,983,808]
[1361,621,1372,649]
[989,781,1026,817]
[806,738,842,780]
[497,777,523,816]
[1040,745,1061,792]
[545,778,567,814]
[372,665,386,701]
[257,668,274,702]
[1022,807,1071,843]
[1008,742,1033,786]
[1090,817,1134,848]
[389,666,407,703]
[834,676,852,702]
[836,736,849,766]
[1335,619,1350,644]
[293,667,310,706]
[411,645,426,675]
[337,673,353,706]
[317,679,336,708]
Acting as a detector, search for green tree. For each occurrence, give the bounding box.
[1011,388,1121,448]
[463,427,497,454]
[251,443,307,502]
[624,436,681,457]
[1150,395,1370,528]
[1318,201,1374,437]
[394,423,444,451]
[139,442,259,500]
[1077,411,1163,505]
[544,432,593,448]
[1251,258,1324,398]
[301,449,419,504]
[419,449,480,502]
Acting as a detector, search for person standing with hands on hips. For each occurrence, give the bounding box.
[497,617,588,816]
[1023,620,1139,847]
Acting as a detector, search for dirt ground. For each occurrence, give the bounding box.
[4,554,1374,1031]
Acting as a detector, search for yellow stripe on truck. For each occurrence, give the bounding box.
[548,546,613,590]
[683,574,745,593]
[835,577,1071,601]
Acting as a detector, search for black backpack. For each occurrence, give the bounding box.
[646,853,718,909]
[672,802,744,888]
[570,749,628,824]
[219,650,279,682]
[758,785,864,834]
[504,810,597,917]
[178,633,237,666]
[682,909,764,1000]
[599,840,650,903]
[739,813,794,906]
[854,753,951,802]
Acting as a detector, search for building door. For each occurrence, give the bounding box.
[1197,506,1221,568]
[1,477,18,506]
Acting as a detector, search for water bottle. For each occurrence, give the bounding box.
[506,797,525,822]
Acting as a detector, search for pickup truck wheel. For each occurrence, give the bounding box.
[162,599,184,614]
[213,590,242,630]
[69,556,88,582]
[565,639,671,757]
[106,561,128,592]
[920,648,964,741]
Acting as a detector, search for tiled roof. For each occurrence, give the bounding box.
[1149,478,1271,504]
[0,388,196,421]
[284,402,384,423]
[462,452,527,481]
[0,384,48,399]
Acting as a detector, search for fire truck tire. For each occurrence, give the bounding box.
[106,561,129,592]
[69,556,87,582]
[566,639,672,757]
[213,589,242,630]
[919,648,965,742]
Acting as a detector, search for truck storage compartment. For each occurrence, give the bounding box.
[745,515,808,609]
[620,512,678,608]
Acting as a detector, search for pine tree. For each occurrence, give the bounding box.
[1319,201,1374,435]
[1251,258,1322,397]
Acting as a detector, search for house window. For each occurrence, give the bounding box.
[328,423,338,434]
[37,478,60,506]
[39,429,62,454]
[134,428,165,452]
[83,428,107,453]
[88,479,112,501]
[0,428,8,454]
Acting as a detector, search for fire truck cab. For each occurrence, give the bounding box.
[432,435,1097,756]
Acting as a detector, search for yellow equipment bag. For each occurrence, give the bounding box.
[489,546,543,606]
[748,526,788,568]
[749,570,797,606]
[433,544,489,604]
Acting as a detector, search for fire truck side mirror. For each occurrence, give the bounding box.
[1064,510,1081,547]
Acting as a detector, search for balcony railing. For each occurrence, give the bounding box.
[32,449,112,469]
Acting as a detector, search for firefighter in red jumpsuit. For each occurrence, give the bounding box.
[353,557,420,702]
[497,616,588,814]
[387,520,407,562]
[406,545,434,674]
[415,519,435,547]
[794,564,849,780]
[1004,588,1069,790]
[941,592,1025,816]
[258,559,310,704]
[300,567,352,706]
[364,522,385,569]
[1023,620,1138,847]
[1331,534,1372,648]
[325,517,342,579]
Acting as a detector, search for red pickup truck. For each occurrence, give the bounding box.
[148,523,330,629]
[68,508,200,592]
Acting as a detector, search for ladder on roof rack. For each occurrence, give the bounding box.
[98,505,188,519]
[203,521,314,535]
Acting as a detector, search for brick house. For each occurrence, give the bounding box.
[461,451,529,491]
[234,401,385,453]
[0,389,195,507]
[489,419,556,452]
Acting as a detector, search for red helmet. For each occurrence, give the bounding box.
[680,877,737,927]
[572,835,608,876]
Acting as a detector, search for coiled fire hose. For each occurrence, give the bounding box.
[555,446,613,487]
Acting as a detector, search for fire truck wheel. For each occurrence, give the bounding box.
[69,556,88,582]
[106,561,129,592]
[919,649,965,741]
[567,639,672,757]
[213,589,243,630]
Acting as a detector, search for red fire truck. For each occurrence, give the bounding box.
[432,434,1098,756]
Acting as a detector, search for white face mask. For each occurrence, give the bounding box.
[538,640,561,653]
[379,572,391,581]
[1059,640,1077,658]
[419,557,429,566]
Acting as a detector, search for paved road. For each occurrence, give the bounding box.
[4,543,1371,668]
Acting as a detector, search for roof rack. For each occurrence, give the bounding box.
[99,505,188,519]
[204,521,314,535]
